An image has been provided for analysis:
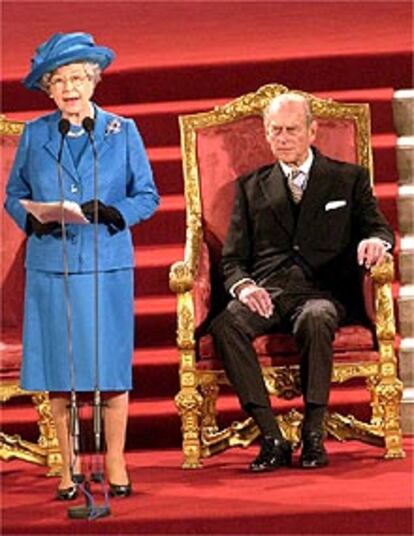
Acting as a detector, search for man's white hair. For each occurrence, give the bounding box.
[263,93,313,127]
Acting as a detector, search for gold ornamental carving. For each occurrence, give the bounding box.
[263,367,301,399]
[0,115,24,136]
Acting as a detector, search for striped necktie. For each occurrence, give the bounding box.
[287,169,304,204]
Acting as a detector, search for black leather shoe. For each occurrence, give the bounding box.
[300,430,328,469]
[249,436,292,473]
[109,482,132,498]
[56,485,78,501]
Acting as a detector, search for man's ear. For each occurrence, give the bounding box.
[309,119,318,143]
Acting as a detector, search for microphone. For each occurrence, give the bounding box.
[82,116,95,135]
[58,118,70,161]
[58,118,70,135]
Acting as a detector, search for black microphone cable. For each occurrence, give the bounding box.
[57,119,83,483]
[64,116,110,520]
[80,116,111,520]
[82,117,104,468]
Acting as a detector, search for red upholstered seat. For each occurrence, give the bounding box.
[0,329,23,380]
[170,84,404,468]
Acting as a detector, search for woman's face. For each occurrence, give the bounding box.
[48,63,95,123]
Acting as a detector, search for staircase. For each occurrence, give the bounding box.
[2,49,412,452]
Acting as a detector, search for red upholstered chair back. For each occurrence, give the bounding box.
[196,100,367,256]
[181,85,372,322]
[1,119,26,377]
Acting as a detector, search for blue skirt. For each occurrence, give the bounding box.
[20,269,133,392]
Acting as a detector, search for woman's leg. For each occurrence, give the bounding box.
[103,391,129,485]
[49,394,78,489]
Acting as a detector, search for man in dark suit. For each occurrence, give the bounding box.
[210,93,393,472]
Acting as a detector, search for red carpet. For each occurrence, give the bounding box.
[1,439,413,535]
[1,3,413,534]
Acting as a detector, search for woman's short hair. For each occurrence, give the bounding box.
[39,62,102,92]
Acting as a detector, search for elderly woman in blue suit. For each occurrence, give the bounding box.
[4,32,159,500]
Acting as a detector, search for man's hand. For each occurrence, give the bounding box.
[357,237,388,269]
[236,283,274,318]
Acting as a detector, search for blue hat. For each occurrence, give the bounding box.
[23,32,115,90]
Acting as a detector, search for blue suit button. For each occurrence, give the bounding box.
[293,245,300,251]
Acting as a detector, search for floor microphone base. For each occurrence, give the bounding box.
[68,505,111,520]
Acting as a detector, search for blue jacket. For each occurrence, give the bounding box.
[5,105,159,272]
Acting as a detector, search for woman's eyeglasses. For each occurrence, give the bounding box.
[49,74,90,90]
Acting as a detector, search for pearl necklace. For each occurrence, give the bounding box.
[67,127,85,138]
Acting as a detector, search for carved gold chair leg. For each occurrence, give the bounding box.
[32,392,62,476]
[376,378,405,459]
[0,383,61,475]
[202,416,260,457]
[277,409,303,449]
[175,387,204,468]
[0,432,47,466]
[367,374,383,427]
[199,373,220,433]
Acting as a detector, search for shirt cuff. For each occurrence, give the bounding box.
[229,278,256,298]
[369,237,392,251]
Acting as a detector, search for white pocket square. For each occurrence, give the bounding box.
[325,200,347,211]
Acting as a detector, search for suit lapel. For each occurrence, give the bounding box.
[77,105,114,178]
[259,163,295,237]
[44,112,80,182]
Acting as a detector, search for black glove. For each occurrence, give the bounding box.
[26,214,61,237]
[81,200,125,233]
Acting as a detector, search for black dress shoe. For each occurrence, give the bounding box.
[56,485,78,501]
[109,482,132,498]
[250,436,292,473]
[300,430,328,469]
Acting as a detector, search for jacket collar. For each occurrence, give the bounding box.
[44,104,114,182]
[259,147,333,239]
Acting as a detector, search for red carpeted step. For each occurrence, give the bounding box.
[374,182,398,227]
[132,194,185,246]
[131,346,179,399]
[0,385,373,450]
[372,133,398,184]
[3,51,412,112]
[134,295,176,347]
[134,244,183,296]
[316,87,397,135]
[147,146,183,196]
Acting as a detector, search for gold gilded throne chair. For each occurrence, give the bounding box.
[169,84,405,468]
[0,115,60,475]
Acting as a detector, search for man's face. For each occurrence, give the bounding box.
[265,101,317,166]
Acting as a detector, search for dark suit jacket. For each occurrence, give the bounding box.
[222,148,394,319]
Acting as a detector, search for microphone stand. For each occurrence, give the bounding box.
[56,119,85,492]
[68,117,110,520]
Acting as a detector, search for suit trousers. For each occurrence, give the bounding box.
[210,266,342,411]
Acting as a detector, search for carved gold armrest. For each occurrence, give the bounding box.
[369,253,396,342]
[169,260,194,294]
